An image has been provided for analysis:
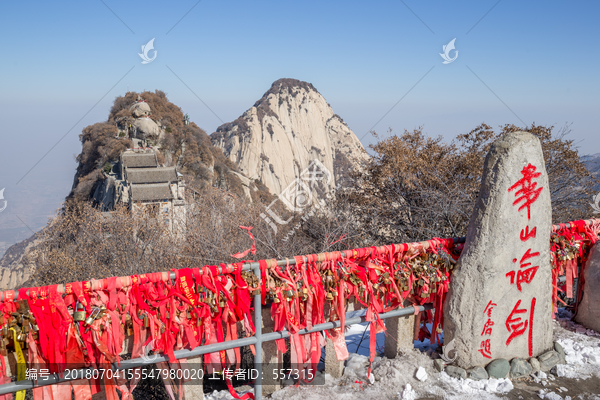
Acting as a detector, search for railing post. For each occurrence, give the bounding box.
[253,265,262,400]
[324,337,344,378]
[384,302,416,358]
[183,356,204,399]
[324,299,358,378]
[259,305,282,395]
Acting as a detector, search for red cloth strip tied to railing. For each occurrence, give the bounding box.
[551,219,600,316]
[0,219,597,399]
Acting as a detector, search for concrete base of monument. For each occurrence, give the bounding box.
[435,343,563,380]
[436,344,563,379]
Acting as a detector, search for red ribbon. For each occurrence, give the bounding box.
[231,226,257,259]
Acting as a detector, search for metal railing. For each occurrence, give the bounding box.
[0,259,433,398]
[0,218,594,398]
[0,242,447,398]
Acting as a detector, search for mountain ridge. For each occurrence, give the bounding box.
[211,78,367,198]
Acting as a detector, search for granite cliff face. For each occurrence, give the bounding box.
[0,82,366,288]
[211,79,367,197]
[0,232,40,289]
[582,153,600,191]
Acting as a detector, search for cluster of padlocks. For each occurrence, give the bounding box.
[0,221,595,399]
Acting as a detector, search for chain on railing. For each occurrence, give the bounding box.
[0,219,596,399]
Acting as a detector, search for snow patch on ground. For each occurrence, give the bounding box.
[269,349,510,400]
[537,389,568,400]
[438,371,513,396]
[415,367,428,382]
[209,310,600,400]
[399,383,416,400]
[554,317,600,380]
[205,390,234,400]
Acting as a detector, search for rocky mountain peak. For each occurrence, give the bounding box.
[211,79,367,199]
[255,78,318,104]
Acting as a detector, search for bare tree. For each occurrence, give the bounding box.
[340,123,597,246]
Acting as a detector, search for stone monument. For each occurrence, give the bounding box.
[444,131,553,368]
[575,242,600,332]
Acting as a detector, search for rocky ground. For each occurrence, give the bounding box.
[204,310,600,400]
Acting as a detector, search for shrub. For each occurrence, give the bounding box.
[342,123,598,245]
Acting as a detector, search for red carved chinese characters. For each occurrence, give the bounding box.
[479,339,492,359]
[481,319,494,336]
[508,163,543,220]
[483,300,497,318]
[505,297,536,357]
[479,300,497,359]
[505,164,542,357]
[505,248,540,291]
[506,300,528,345]
[520,226,537,242]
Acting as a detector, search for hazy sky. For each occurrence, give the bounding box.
[0,0,598,239]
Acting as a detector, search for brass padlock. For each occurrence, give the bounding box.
[74,303,86,322]
[16,300,29,314]
[325,292,334,301]
[143,314,150,328]
[84,308,100,327]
